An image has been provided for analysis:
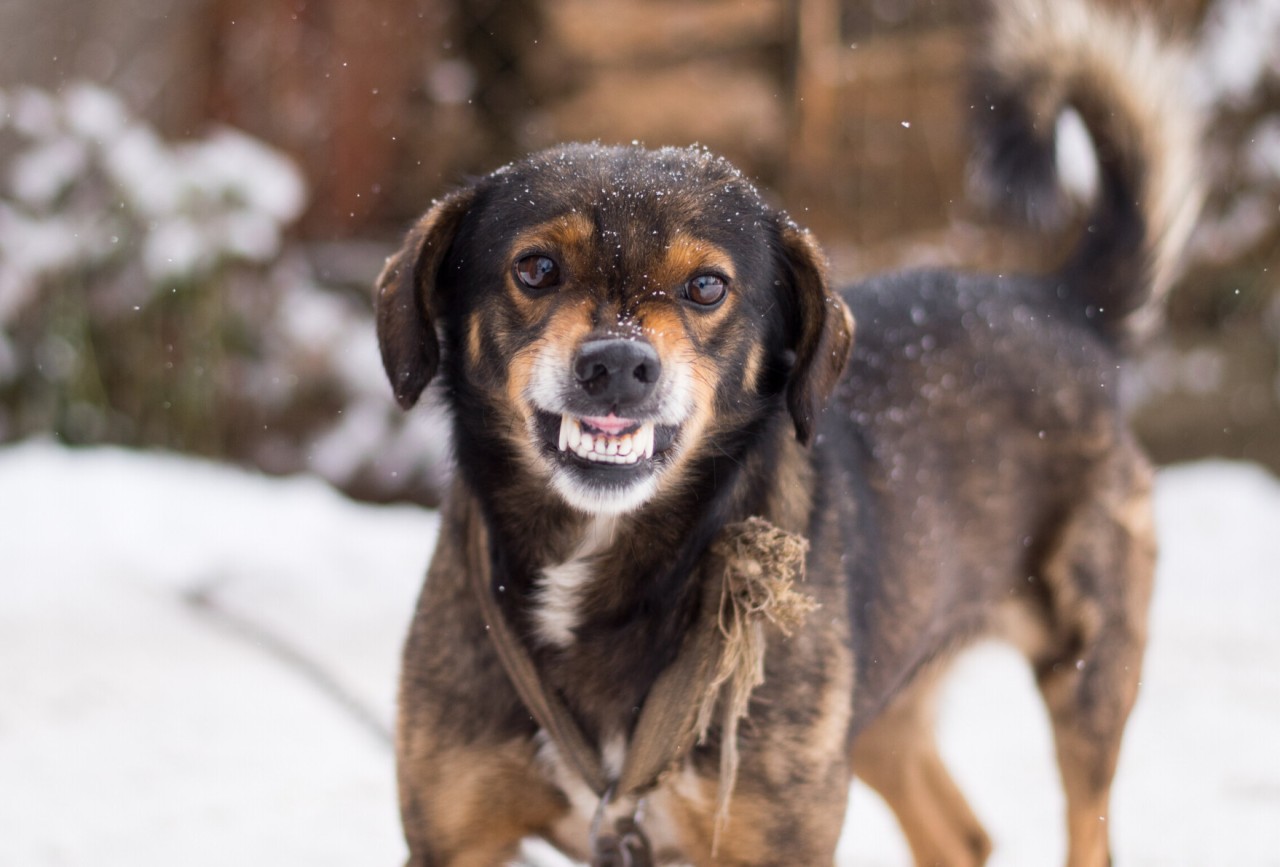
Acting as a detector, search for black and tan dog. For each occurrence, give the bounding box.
[375,0,1201,863]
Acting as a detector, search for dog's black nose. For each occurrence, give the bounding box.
[573,339,661,408]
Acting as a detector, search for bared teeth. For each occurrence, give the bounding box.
[556,415,656,464]
[632,421,653,459]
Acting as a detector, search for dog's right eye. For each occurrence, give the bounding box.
[514,255,561,291]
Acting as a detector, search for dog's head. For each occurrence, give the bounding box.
[376,144,853,516]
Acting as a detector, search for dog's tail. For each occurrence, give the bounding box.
[971,0,1203,342]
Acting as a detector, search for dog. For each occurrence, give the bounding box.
[375,0,1201,863]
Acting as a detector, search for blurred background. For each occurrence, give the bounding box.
[1,0,1277,508]
[3,3,1280,865]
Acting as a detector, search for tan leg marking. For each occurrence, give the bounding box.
[399,738,569,867]
[853,674,992,867]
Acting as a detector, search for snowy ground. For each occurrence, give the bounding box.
[2,440,1278,866]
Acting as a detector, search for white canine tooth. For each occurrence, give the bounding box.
[558,415,570,452]
[568,419,582,450]
[646,424,656,459]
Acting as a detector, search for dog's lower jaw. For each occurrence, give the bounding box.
[549,466,661,516]
[530,409,676,515]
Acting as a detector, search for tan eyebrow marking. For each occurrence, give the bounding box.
[509,211,594,258]
[660,233,737,286]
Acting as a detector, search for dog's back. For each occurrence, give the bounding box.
[827,1,1201,863]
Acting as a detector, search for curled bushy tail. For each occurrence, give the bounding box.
[971,0,1203,342]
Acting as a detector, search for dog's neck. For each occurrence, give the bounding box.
[457,413,810,746]
[463,453,742,737]
[477,453,743,638]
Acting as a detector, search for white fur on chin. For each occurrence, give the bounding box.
[549,468,659,517]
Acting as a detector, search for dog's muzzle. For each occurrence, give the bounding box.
[540,337,677,467]
[530,336,684,513]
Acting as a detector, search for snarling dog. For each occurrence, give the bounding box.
[375,0,1201,863]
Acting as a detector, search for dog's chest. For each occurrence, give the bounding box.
[531,515,617,647]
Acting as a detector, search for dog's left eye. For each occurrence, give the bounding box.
[685,274,728,307]
[514,255,561,291]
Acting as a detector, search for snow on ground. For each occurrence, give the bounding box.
[1,441,1278,866]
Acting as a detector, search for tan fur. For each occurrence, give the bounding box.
[853,672,993,867]
[465,316,484,370]
[657,233,738,290]
[397,737,567,865]
[509,212,596,273]
[740,342,765,396]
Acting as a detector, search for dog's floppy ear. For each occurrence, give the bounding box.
[779,223,855,445]
[375,188,475,409]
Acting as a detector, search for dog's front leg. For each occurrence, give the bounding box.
[396,526,571,867]
[397,729,567,867]
[654,632,855,866]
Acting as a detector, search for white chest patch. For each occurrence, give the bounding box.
[532,515,618,647]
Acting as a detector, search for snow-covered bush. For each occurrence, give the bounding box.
[0,83,450,505]
[0,84,304,321]
[0,82,304,444]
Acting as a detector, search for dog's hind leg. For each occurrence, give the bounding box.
[852,671,992,867]
[1032,451,1156,867]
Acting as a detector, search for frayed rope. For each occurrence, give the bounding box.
[695,517,817,849]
